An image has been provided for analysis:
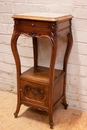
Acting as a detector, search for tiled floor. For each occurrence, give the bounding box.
[0,90,87,130]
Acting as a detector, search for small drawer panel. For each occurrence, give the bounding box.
[14,19,53,36]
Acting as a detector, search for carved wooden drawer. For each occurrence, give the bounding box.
[20,80,49,107]
[14,19,55,36]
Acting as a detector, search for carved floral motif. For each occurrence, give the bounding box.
[24,85,45,101]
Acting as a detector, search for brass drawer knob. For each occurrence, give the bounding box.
[32,23,35,27]
[20,88,22,91]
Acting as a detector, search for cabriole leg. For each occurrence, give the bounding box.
[14,103,21,118]
[11,30,21,118]
[63,31,73,109]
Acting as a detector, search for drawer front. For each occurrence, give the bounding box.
[14,19,54,36]
[20,80,49,107]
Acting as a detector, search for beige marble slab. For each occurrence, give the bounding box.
[12,12,73,21]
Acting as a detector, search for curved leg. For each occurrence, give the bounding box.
[33,37,38,67]
[11,30,21,117]
[14,103,21,118]
[49,37,58,129]
[62,99,68,110]
[62,75,68,110]
[62,84,68,110]
[63,32,73,109]
[49,114,54,129]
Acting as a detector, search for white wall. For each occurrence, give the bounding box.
[0,0,87,111]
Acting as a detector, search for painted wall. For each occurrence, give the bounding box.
[0,0,87,111]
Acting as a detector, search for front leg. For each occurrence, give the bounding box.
[11,30,21,117]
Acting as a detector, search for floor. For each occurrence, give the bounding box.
[0,91,87,130]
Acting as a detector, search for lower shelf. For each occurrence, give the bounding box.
[20,66,65,84]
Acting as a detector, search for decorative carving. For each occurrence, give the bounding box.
[51,23,55,30]
[28,32,40,37]
[50,32,54,37]
[24,85,45,101]
[50,23,56,38]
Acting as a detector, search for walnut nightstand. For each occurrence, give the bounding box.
[11,12,73,128]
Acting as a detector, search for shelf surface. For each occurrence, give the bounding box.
[12,12,73,22]
[20,66,65,84]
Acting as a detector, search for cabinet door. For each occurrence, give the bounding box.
[20,80,49,107]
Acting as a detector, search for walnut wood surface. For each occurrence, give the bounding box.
[11,12,73,129]
[12,12,73,21]
[20,66,65,84]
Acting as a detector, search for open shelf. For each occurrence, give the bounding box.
[20,66,65,84]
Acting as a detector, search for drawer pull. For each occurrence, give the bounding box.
[29,32,39,37]
[32,23,35,27]
[20,88,22,91]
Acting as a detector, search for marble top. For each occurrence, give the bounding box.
[12,12,73,21]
